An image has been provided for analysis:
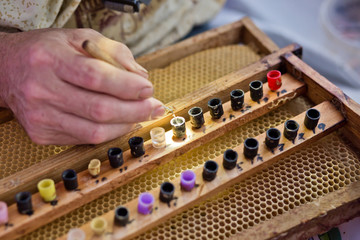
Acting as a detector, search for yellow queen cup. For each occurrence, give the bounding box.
[37,179,56,202]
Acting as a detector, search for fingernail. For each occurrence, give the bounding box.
[151,106,165,120]
[134,63,149,79]
[135,63,148,74]
[138,87,153,99]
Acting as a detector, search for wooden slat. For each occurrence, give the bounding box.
[60,101,344,240]
[0,44,301,205]
[0,75,305,240]
[281,52,360,151]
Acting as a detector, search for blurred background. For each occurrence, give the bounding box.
[191,0,360,103]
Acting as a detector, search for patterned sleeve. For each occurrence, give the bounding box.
[0,0,81,31]
[65,0,226,56]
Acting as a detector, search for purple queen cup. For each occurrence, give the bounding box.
[138,192,154,215]
[180,170,196,191]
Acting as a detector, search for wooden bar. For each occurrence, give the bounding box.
[0,75,305,240]
[60,101,345,240]
[0,44,302,205]
[281,52,360,147]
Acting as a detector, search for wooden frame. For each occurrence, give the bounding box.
[59,101,345,240]
[0,17,292,204]
[0,75,306,240]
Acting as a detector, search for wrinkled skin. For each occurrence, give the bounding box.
[0,28,164,145]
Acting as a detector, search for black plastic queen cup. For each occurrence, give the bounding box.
[243,138,259,159]
[128,137,145,158]
[202,160,219,181]
[62,169,78,190]
[249,80,263,102]
[107,147,124,167]
[265,128,281,149]
[159,182,175,203]
[283,120,299,141]
[171,116,186,138]
[15,191,33,215]
[304,108,320,130]
[230,89,245,111]
[188,107,205,129]
[222,149,238,170]
[208,98,224,119]
[114,206,129,227]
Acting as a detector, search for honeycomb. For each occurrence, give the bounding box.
[16,45,360,239]
[0,120,71,179]
[150,45,262,104]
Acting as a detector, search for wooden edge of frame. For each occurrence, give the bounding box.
[0,74,306,240]
[231,180,360,240]
[281,52,360,150]
[0,44,302,205]
[59,101,345,240]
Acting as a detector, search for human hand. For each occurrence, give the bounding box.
[0,28,164,145]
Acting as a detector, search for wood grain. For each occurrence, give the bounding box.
[0,44,301,205]
[0,75,305,240]
[60,101,344,240]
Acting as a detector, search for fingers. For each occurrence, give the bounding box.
[23,106,136,145]
[97,38,149,78]
[54,52,153,100]
[69,28,148,78]
[57,111,136,145]
[51,80,165,123]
